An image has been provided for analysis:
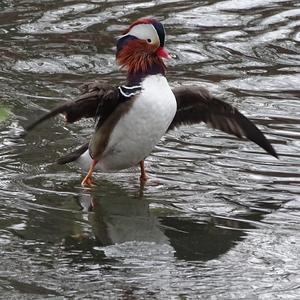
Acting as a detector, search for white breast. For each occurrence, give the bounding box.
[87,74,177,171]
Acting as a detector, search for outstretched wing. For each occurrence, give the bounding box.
[170,86,278,158]
[22,82,120,135]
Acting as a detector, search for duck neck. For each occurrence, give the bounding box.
[127,62,166,86]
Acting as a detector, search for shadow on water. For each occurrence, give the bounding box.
[58,182,261,263]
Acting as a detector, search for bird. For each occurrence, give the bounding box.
[22,18,278,187]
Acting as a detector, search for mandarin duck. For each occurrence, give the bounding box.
[23,18,278,186]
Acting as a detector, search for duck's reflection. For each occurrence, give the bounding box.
[77,182,256,262]
[79,187,168,246]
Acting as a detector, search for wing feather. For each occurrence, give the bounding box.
[170,86,278,158]
[57,143,89,165]
[22,82,120,135]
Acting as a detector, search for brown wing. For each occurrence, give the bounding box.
[22,82,120,135]
[170,86,278,158]
[56,142,89,165]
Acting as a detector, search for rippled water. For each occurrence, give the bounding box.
[1,0,300,298]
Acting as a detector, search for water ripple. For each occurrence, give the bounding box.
[0,0,299,299]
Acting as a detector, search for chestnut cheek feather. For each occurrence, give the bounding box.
[116,39,167,74]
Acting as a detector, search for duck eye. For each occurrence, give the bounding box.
[147,38,152,43]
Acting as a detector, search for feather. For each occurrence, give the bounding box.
[22,82,120,136]
[57,143,89,165]
[170,86,278,158]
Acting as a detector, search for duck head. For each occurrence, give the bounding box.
[116,18,169,80]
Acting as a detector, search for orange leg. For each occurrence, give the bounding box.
[139,160,148,182]
[81,159,98,187]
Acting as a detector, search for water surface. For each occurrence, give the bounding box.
[0,0,300,298]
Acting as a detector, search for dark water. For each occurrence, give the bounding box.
[1,0,300,298]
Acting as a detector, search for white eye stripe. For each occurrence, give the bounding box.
[125,23,160,45]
